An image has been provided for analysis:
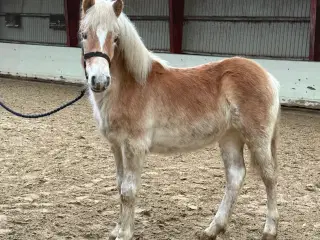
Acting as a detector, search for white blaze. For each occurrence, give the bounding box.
[96,27,107,51]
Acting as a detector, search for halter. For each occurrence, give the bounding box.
[82,47,111,80]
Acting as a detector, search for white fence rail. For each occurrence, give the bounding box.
[0,43,319,109]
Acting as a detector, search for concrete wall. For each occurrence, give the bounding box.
[0,43,319,109]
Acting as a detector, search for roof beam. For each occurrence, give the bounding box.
[309,0,320,61]
[169,0,185,54]
[64,0,81,47]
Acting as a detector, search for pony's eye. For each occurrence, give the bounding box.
[114,37,119,43]
[82,33,87,40]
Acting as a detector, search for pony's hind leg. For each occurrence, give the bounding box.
[197,130,245,240]
[249,133,279,240]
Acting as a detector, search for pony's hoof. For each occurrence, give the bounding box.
[109,235,116,240]
[110,223,120,240]
[195,230,216,240]
[262,233,277,240]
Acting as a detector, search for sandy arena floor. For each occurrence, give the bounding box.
[0,78,319,240]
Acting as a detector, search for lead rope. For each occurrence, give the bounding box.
[0,46,112,119]
[0,48,87,119]
[0,88,87,119]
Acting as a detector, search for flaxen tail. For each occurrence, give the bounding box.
[271,107,280,171]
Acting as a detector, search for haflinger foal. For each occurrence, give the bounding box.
[79,0,280,239]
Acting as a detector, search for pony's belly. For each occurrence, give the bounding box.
[149,126,222,154]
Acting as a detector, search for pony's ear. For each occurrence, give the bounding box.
[113,0,124,17]
[82,0,95,13]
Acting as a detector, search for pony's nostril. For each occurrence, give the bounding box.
[91,76,96,86]
[106,76,111,87]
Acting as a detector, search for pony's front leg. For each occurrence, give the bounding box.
[116,140,145,240]
[110,145,123,240]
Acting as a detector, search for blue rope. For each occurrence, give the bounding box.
[0,89,87,119]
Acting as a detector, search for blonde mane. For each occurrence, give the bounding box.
[79,0,168,82]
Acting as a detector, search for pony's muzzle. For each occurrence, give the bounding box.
[90,75,110,92]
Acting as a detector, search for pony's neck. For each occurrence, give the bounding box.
[111,50,134,85]
[117,14,167,82]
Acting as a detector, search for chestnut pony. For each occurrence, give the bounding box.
[79,1,280,239]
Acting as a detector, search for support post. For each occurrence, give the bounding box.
[309,0,320,61]
[64,0,81,47]
[169,0,185,54]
